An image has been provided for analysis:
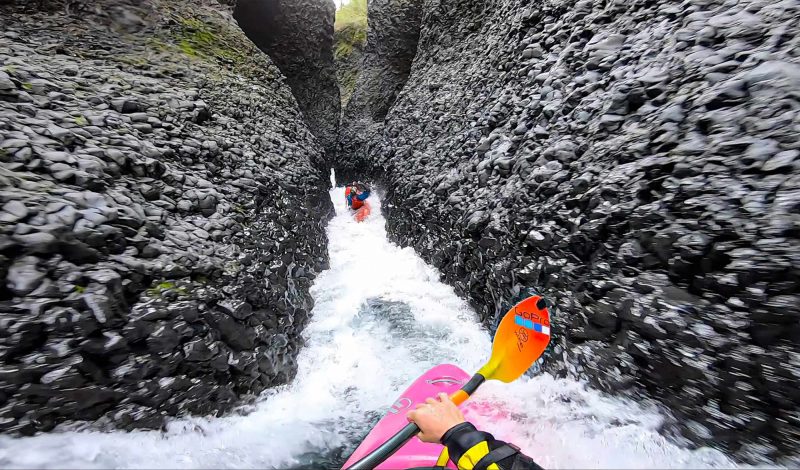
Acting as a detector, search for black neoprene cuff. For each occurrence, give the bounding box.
[440,421,476,445]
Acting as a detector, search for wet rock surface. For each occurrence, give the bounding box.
[341,0,800,461]
[335,40,364,110]
[336,0,423,182]
[0,0,331,433]
[234,0,341,160]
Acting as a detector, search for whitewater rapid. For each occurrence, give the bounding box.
[0,186,743,469]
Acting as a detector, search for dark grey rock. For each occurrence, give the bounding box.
[6,256,46,296]
[208,310,257,351]
[0,200,28,223]
[337,0,800,461]
[0,71,15,91]
[234,0,340,159]
[0,0,332,437]
[762,150,798,173]
[111,99,141,114]
[80,332,128,355]
[216,299,253,320]
[146,323,181,353]
[182,337,217,362]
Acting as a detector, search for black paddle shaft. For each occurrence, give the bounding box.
[346,422,420,470]
[345,374,486,470]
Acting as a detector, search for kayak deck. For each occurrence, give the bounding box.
[354,202,371,222]
[342,364,471,469]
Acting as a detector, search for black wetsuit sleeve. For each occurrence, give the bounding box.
[441,422,543,470]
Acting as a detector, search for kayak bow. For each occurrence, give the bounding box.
[354,202,371,222]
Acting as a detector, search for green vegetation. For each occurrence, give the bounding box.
[156,281,175,290]
[174,17,243,65]
[334,0,367,60]
[127,6,279,82]
[117,49,151,69]
[74,115,88,126]
[335,0,367,30]
[147,280,188,297]
[335,0,367,106]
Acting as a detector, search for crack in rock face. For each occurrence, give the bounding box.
[0,0,332,434]
[338,0,800,462]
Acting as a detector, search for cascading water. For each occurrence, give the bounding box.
[0,186,744,469]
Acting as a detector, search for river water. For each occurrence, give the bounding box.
[0,186,743,469]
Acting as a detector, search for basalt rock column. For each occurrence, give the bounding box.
[234,0,341,161]
[354,0,800,462]
[0,0,331,434]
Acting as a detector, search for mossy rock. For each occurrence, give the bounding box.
[147,280,188,297]
[176,16,245,64]
[334,24,366,61]
[334,0,367,106]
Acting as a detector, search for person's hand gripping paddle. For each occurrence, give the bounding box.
[345,295,551,470]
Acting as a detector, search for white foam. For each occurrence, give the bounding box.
[0,187,753,469]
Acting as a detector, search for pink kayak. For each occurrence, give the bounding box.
[342,364,473,469]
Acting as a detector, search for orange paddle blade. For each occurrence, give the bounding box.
[478,295,551,382]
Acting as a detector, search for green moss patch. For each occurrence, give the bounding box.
[147,280,188,297]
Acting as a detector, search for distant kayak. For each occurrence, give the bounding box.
[342,364,472,469]
[354,201,371,222]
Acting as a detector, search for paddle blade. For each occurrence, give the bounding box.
[478,295,551,382]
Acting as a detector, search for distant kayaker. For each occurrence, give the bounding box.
[408,392,543,470]
[345,181,370,210]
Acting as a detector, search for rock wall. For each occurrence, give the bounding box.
[336,0,423,182]
[0,0,332,433]
[334,19,366,109]
[234,0,341,160]
[344,0,800,462]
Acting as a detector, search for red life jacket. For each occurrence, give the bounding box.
[346,186,365,210]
